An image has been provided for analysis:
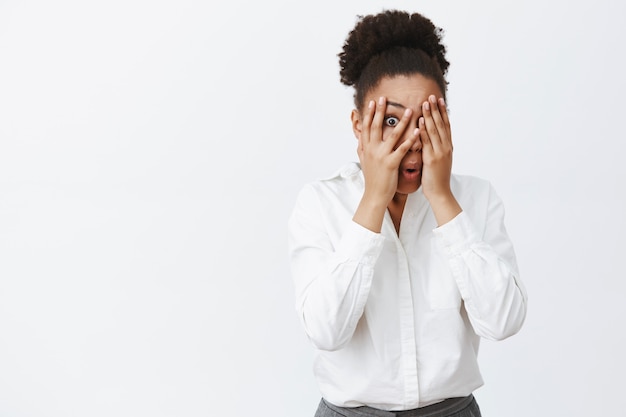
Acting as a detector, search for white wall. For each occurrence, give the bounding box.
[1,1,625,416]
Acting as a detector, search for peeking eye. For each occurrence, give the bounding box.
[384,116,400,127]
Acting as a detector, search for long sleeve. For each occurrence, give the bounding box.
[287,184,385,351]
[433,185,527,341]
[288,169,526,409]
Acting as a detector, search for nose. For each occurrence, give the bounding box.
[408,133,422,153]
[399,118,422,152]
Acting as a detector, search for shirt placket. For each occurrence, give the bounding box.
[395,238,419,406]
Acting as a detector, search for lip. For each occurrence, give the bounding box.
[401,168,421,181]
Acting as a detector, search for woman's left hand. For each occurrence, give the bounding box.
[419,95,462,225]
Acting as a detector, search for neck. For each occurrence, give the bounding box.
[388,192,408,234]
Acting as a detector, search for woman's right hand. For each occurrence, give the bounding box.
[353,96,419,232]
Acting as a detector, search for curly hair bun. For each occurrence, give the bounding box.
[338,10,449,87]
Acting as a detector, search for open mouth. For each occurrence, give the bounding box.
[401,167,421,181]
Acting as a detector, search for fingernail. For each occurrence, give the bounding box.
[424,102,430,111]
[429,95,437,104]
[404,108,411,117]
[413,128,419,136]
[368,100,374,109]
[378,96,385,105]
[419,117,425,125]
[439,97,446,106]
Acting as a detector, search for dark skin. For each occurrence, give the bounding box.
[350,74,461,234]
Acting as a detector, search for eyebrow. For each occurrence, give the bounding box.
[386,100,423,117]
[386,100,406,109]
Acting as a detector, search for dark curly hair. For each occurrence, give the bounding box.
[338,10,449,110]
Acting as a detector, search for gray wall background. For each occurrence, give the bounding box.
[1,1,624,415]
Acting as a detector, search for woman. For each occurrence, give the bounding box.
[288,9,527,417]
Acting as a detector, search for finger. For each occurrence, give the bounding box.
[428,95,447,141]
[410,133,422,152]
[419,117,431,148]
[428,95,451,151]
[422,99,442,151]
[361,99,376,145]
[438,97,452,144]
[369,96,387,144]
[391,128,420,163]
[385,107,414,152]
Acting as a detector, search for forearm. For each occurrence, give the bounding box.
[427,191,462,227]
[434,211,527,340]
[289,204,385,350]
[297,254,375,351]
[352,192,388,233]
[451,244,526,340]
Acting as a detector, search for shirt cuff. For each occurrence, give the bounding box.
[335,220,386,267]
[432,211,479,257]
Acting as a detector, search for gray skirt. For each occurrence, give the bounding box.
[314,395,481,417]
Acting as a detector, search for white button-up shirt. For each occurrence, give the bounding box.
[287,163,527,411]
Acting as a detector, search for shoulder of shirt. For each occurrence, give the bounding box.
[291,163,362,217]
[299,162,363,192]
[320,162,362,182]
[450,172,492,189]
[297,169,496,201]
[450,173,497,199]
[450,173,502,208]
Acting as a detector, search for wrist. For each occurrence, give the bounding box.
[425,188,455,205]
[361,190,390,211]
[353,193,389,233]
[427,191,462,226]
